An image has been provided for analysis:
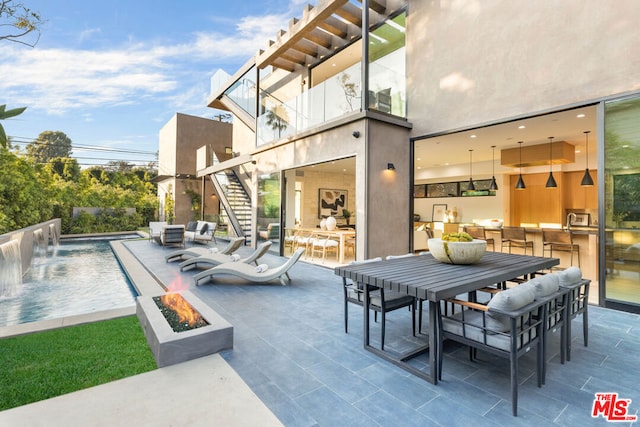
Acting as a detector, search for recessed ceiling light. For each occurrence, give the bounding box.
[576,113,585,118]
[518,125,526,129]
[470,134,477,138]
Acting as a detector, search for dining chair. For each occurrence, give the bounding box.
[501,226,534,255]
[343,257,417,350]
[437,284,560,416]
[556,267,590,361]
[463,225,495,251]
[542,229,580,267]
[310,233,339,262]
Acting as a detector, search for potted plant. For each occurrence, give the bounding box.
[342,209,352,225]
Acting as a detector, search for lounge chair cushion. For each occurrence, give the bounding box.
[486,284,535,331]
[557,266,582,287]
[523,274,559,299]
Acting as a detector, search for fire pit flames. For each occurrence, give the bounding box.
[154,293,208,332]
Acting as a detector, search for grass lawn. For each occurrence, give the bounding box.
[0,316,156,411]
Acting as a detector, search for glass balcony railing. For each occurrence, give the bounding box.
[257,63,362,146]
[256,49,406,146]
[224,67,257,118]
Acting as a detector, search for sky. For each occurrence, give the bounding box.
[1,0,307,167]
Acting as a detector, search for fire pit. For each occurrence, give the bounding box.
[136,290,233,367]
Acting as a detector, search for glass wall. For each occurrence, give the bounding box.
[368,12,406,117]
[256,12,407,146]
[224,66,257,118]
[604,96,640,308]
[257,172,281,253]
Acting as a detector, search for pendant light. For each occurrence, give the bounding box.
[515,141,526,190]
[489,145,498,190]
[581,130,594,186]
[545,136,558,188]
[467,149,475,191]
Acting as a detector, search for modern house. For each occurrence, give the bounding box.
[156,113,232,226]
[187,1,640,313]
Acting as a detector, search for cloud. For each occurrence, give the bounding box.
[0,7,293,115]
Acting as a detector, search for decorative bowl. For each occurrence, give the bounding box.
[428,238,487,265]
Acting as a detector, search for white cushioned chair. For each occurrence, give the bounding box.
[185,221,216,244]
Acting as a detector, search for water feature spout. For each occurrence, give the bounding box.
[33,229,46,256]
[0,240,22,297]
[48,223,59,247]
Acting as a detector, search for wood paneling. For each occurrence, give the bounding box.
[509,170,598,226]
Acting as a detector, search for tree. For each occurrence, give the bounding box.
[0,0,44,47]
[0,104,26,148]
[0,147,52,233]
[26,130,72,163]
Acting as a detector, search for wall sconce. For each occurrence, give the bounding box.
[224,146,233,155]
[515,141,526,190]
[387,163,395,170]
[545,136,558,188]
[352,131,361,138]
[581,130,594,186]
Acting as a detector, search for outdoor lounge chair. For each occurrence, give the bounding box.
[179,241,272,271]
[164,237,245,263]
[193,248,305,286]
[160,225,185,248]
[149,221,167,243]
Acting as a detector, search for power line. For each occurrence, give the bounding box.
[8,135,158,156]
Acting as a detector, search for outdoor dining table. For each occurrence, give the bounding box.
[334,251,559,384]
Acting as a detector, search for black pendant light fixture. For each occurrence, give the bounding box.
[467,149,476,191]
[545,136,558,188]
[489,145,498,190]
[581,130,594,186]
[515,141,526,190]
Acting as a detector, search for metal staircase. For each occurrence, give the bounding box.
[209,168,252,245]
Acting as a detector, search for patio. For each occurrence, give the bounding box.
[128,238,640,425]
[2,238,638,425]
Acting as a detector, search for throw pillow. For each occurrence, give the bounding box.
[557,266,582,287]
[486,284,535,331]
[186,221,197,232]
[200,222,209,235]
[523,274,559,299]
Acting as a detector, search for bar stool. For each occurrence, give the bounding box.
[501,226,534,255]
[542,228,580,267]
[463,225,495,251]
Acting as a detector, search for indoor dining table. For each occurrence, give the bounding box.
[334,251,559,384]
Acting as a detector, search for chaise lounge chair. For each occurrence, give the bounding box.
[193,248,305,286]
[180,241,272,271]
[165,237,245,263]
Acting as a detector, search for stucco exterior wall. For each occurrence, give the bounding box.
[157,113,232,224]
[365,120,411,258]
[407,0,640,137]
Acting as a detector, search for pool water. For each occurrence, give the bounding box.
[0,237,138,327]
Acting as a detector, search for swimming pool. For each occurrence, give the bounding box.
[0,236,139,327]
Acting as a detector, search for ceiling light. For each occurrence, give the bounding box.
[545,136,558,188]
[489,145,498,191]
[467,149,475,191]
[516,141,526,190]
[581,130,594,186]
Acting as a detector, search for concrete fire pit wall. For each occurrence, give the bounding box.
[136,290,233,368]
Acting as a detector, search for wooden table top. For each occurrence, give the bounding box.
[335,251,559,301]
